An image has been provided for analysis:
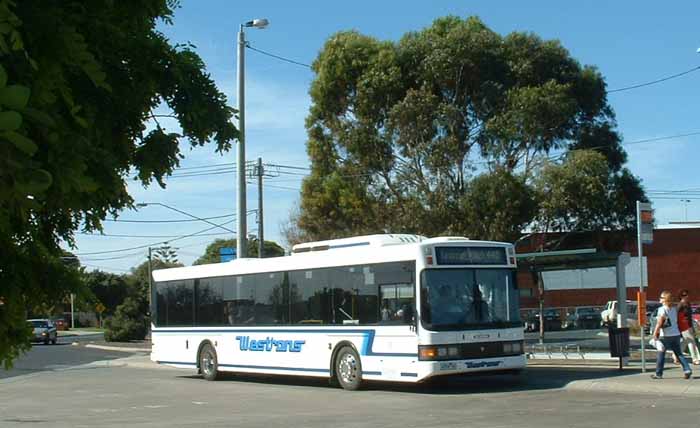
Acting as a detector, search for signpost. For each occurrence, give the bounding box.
[637,201,653,372]
[95,303,106,328]
[220,247,237,262]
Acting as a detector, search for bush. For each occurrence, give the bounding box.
[104,297,147,342]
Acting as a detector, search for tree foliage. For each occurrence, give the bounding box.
[104,296,148,342]
[0,1,238,367]
[193,238,286,265]
[82,270,131,316]
[297,16,645,243]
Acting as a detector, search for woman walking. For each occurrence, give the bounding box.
[678,290,700,365]
[651,290,692,379]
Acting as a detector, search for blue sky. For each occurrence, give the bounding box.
[71,1,700,273]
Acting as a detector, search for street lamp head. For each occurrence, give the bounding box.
[135,203,149,208]
[244,18,269,29]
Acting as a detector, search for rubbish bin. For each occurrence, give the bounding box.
[608,327,630,370]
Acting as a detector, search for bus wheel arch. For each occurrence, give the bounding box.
[331,342,363,391]
[197,340,219,381]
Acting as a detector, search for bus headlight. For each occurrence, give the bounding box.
[419,346,438,360]
[503,341,523,354]
[448,346,459,357]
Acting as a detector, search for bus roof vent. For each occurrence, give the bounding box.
[292,234,427,254]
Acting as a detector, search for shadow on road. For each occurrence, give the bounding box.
[175,366,637,395]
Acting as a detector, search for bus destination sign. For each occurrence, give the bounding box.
[435,247,507,265]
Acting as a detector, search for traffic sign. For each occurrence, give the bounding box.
[220,247,237,262]
[95,303,106,313]
[637,202,653,244]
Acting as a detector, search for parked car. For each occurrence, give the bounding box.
[643,302,662,333]
[542,308,562,331]
[600,300,637,327]
[570,307,602,329]
[51,318,68,331]
[523,309,540,331]
[28,319,57,345]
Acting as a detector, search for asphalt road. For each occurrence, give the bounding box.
[0,333,128,380]
[1,361,699,428]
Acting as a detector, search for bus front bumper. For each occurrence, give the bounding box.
[418,354,527,381]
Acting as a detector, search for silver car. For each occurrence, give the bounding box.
[28,319,57,345]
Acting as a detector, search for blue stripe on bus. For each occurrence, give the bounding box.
[400,372,418,377]
[157,360,196,366]
[157,360,383,376]
[219,364,329,373]
[151,328,418,358]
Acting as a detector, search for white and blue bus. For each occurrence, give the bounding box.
[150,234,524,390]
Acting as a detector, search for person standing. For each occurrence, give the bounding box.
[651,290,692,379]
[678,290,700,365]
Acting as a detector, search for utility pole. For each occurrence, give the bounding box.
[148,247,153,313]
[257,157,264,258]
[70,293,75,329]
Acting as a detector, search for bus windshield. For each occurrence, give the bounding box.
[420,268,520,331]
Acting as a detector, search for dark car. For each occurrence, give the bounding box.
[521,309,540,332]
[573,307,601,329]
[542,309,562,331]
[28,319,57,345]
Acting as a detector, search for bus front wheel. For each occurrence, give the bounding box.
[335,346,363,391]
[199,343,219,381]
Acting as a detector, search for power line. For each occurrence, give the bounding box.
[168,170,235,179]
[74,218,237,256]
[608,65,700,93]
[176,162,235,171]
[264,184,302,191]
[623,131,700,147]
[83,263,131,273]
[246,43,312,68]
[78,231,232,239]
[266,163,311,171]
[103,213,235,223]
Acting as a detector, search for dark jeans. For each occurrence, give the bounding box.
[656,335,692,377]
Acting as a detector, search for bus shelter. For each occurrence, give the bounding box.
[516,249,632,343]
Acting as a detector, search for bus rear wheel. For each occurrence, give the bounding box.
[199,343,219,381]
[335,346,363,391]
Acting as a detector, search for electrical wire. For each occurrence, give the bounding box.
[175,162,235,171]
[246,44,312,68]
[74,218,237,256]
[78,231,231,239]
[83,263,131,273]
[264,184,302,191]
[608,66,700,93]
[103,213,235,223]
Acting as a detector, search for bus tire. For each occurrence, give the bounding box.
[335,346,363,391]
[199,343,219,381]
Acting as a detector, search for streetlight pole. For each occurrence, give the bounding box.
[681,199,691,222]
[236,18,269,259]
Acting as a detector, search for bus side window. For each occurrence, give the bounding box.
[379,283,414,325]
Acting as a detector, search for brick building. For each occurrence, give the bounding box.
[516,225,700,310]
